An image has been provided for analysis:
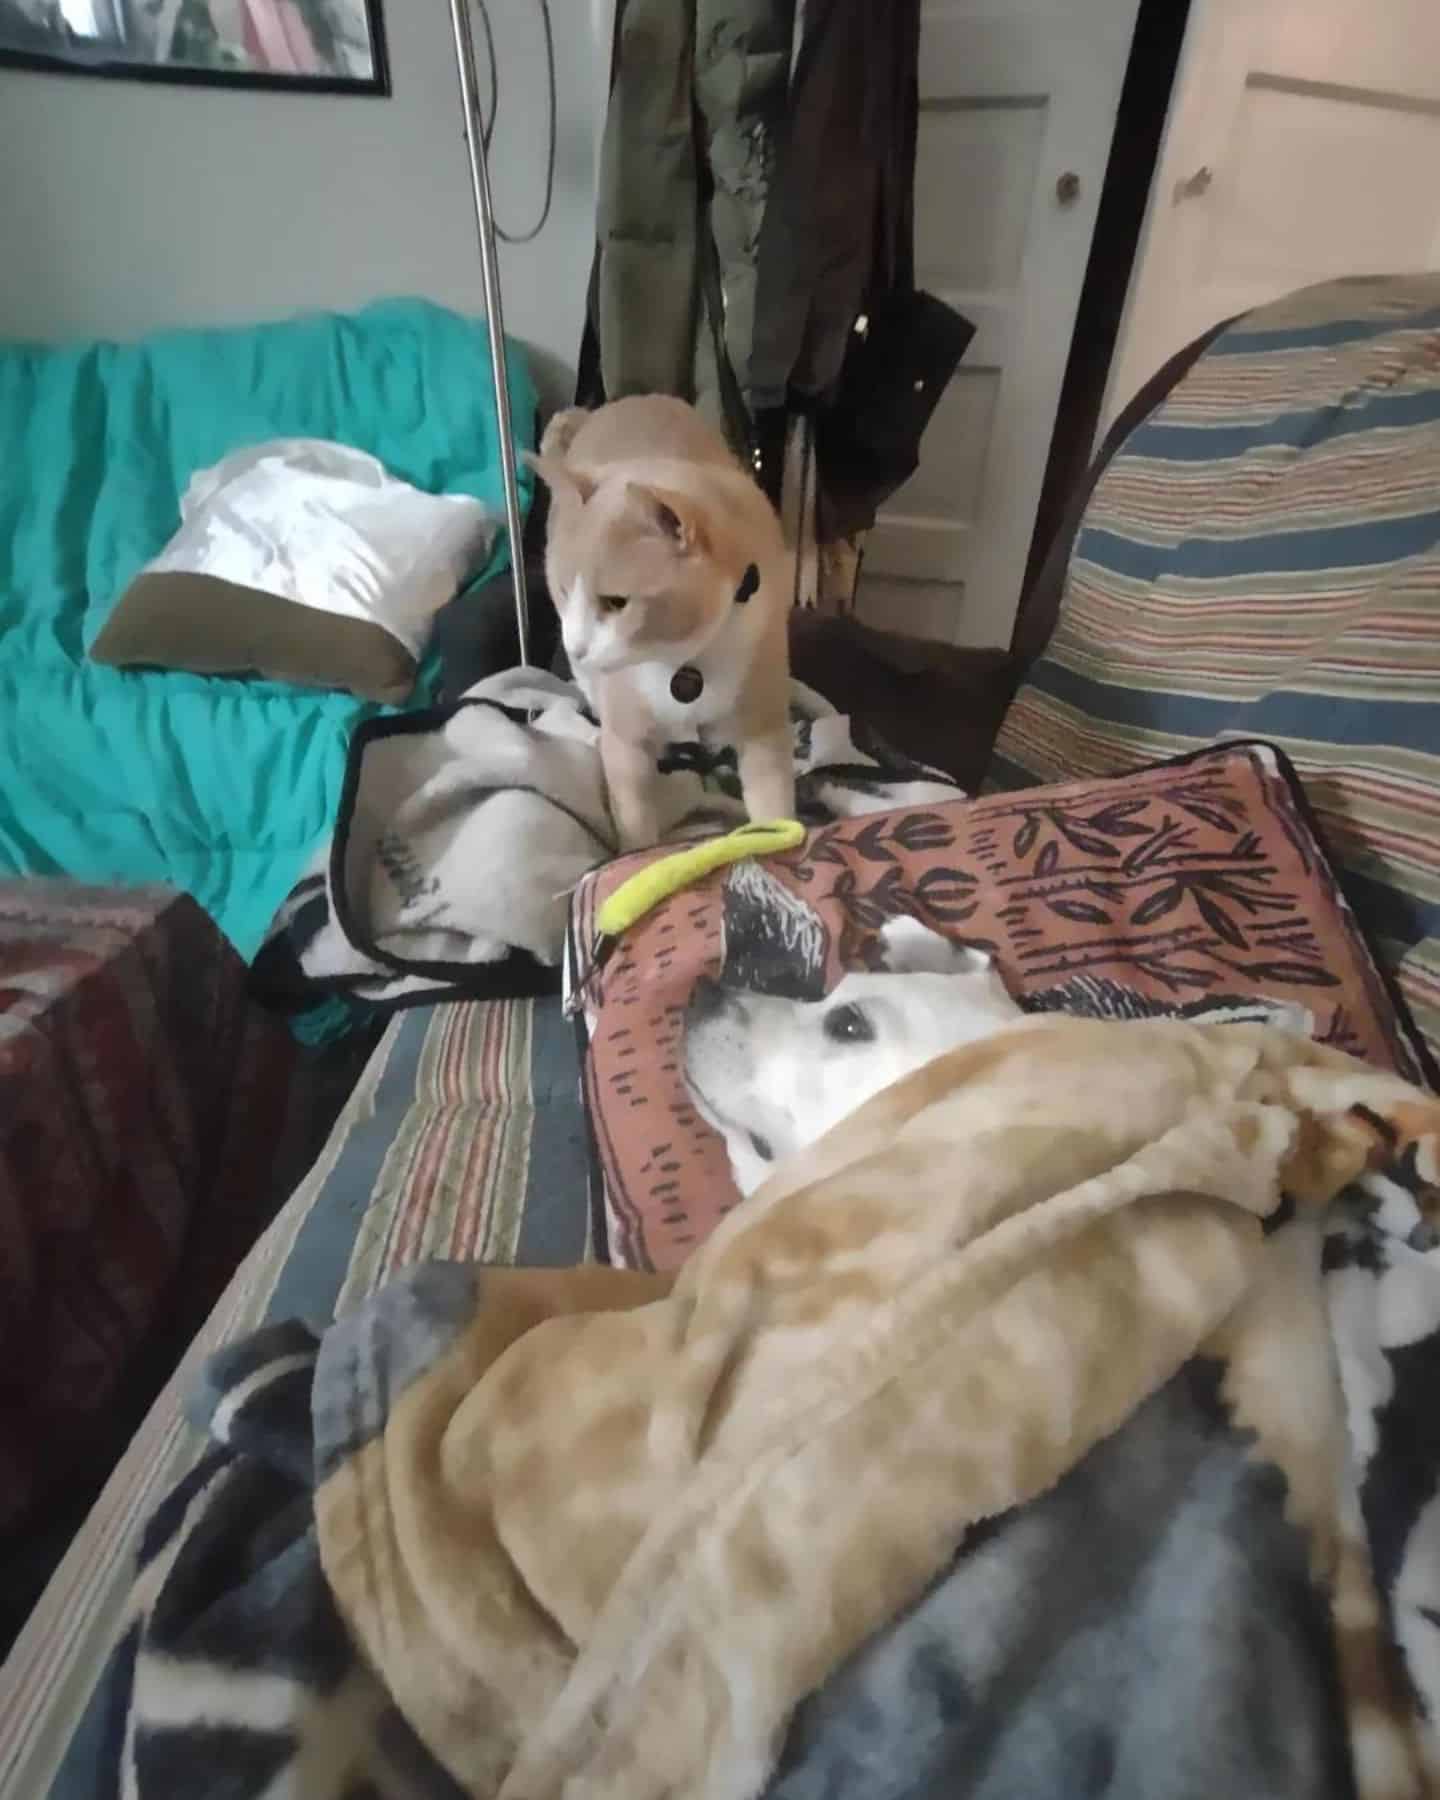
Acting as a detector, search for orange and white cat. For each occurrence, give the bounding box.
[523,395,794,850]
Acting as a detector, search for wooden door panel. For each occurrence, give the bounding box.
[860,0,1140,645]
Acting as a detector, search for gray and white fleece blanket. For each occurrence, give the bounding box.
[256,668,960,1010]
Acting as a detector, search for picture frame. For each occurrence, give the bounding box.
[0,0,390,97]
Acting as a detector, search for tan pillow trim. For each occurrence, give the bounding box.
[90,571,417,704]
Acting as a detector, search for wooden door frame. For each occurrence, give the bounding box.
[1017,0,1192,650]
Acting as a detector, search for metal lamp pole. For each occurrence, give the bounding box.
[446,0,531,668]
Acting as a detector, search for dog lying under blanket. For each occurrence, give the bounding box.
[107,806,1440,1800]
[682,913,1314,1194]
[118,991,1440,1800]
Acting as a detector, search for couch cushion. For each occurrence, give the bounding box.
[567,742,1429,1270]
[993,274,1440,1065]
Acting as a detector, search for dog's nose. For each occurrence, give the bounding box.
[687,975,729,1023]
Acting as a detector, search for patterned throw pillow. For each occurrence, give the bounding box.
[567,742,1431,1271]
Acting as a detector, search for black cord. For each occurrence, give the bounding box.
[476,0,499,149]
[472,0,557,246]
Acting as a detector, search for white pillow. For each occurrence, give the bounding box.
[156,437,496,658]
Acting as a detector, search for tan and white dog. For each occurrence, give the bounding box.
[684,916,1027,1193]
[524,395,794,850]
[684,913,1315,1195]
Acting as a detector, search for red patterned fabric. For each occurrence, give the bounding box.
[570,744,1429,1271]
[0,882,300,1530]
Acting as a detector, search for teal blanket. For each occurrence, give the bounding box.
[0,299,535,958]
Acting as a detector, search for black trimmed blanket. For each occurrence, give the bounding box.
[255,668,961,1012]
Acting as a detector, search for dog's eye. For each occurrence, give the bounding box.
[823,1002,874,1045]
[599,594,629,614]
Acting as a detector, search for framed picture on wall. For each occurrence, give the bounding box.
[0,0,389,95]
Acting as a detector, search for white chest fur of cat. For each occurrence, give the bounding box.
[524,395,795,850]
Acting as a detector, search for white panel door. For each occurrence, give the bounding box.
[1104,0,1440,431]
[857,0,1141,648]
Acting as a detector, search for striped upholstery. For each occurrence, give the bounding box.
[992,274,1440,1068]
[0,995,590,1800]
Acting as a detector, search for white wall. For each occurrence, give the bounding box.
[0,3,599,414]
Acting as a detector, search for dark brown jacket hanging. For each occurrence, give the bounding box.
[576,0,972,540]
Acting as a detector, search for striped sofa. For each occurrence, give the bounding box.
[992,273,1440,1070]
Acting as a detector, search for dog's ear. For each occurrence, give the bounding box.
[625,482,708,555]
[879,914,991,977]
[521,450,596,506]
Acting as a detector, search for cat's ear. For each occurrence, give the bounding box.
[624,482,708,555]
[521,451,596,506]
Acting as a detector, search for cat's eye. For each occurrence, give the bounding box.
[823,1003,874,1045]
[599,594,629,614]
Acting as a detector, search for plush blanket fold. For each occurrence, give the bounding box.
[256,669,961,1010]
[121,1019,1440,1799]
